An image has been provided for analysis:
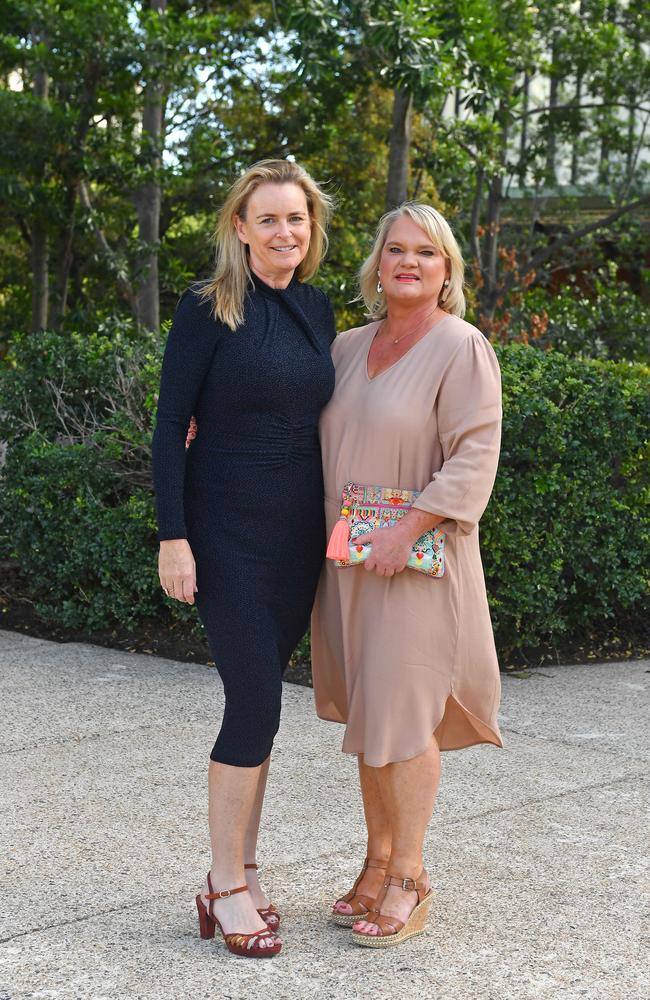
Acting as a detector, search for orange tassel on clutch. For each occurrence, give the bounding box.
[326,514,351,561]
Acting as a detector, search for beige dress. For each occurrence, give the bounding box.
[310,315,504,767]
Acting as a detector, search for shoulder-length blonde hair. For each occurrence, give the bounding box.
[359,203,466,319]
[198,159,333,330]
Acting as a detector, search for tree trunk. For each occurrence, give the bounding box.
[570,1,585,185]
[134,0,167,332]
[30,27,49,332]
[480,174,503,320]
[598,2,617,187]
[469,171,484,272]
[385,87,413,210]
[478,110,508,323]
[519,72,529,179]
[51,184,78,328]
[570,70,582,185]
[545,40,559,183]
[50,68,98,330]
[598,134,610,186]
[30,228,49,331]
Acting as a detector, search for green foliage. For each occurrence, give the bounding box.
[507,264,650,362]
[2,437,159,629]
[483,345,649,656]
[1,325,647,656]
[1,1,647,341]
[0,320,196,631]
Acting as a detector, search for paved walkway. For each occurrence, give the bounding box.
[1,629,648,1000]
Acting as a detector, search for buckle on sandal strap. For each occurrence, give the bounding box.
[218,889,231,898]
[401,877,417,891]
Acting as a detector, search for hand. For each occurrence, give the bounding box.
[159,539,198,604]
[185,415,197,449]
[353,524,412,577]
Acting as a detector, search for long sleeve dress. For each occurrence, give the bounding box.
[152,274,335,767]
[310,315,503,767]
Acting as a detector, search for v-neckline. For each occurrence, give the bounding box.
[364,316,451,382]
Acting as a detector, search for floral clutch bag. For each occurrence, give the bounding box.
[326,482,445,578]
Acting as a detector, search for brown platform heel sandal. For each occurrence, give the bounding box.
[351,870,433,948]
[331,858,388,927]
[244,863,281,930]
[195,872,282,958]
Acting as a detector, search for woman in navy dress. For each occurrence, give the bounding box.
[152,160,335,957]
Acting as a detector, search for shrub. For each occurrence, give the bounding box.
[506,266,650,362]
[484,345,649,656]
[0,323,197,632]
[1,325,648,657]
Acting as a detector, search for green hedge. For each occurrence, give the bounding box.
[1,328,648,657]
[0,326,194,632]
[486,345,649,655]
[510,271,650,363]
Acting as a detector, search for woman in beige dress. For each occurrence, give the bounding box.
[311,202,503,948]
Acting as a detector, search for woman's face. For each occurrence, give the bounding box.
[378,216,449,309]
[234,182,312,283]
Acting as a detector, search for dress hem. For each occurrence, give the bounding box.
[315,689,503,767]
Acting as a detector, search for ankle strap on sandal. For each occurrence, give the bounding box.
[365,858,388,870]
[383,871,429,901]
[205,871,249,900]
[244,863,258,870]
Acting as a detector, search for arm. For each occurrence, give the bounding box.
[412,331,502,535]
[357,332,501,576]
[152,290,222,601]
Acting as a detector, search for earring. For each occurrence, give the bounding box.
[377,270,383,295]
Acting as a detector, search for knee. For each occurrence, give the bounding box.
[211,674,282,767]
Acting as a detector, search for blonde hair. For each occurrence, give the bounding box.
[359,203,466,319]
[198,159,333,330]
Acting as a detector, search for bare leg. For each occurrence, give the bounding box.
[332,754,391,915]
[199,760,277,946]
[244,756,271,908]
[354,738,440,935]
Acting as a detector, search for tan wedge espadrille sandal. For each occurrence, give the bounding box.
[351,870,432,948]
[331,858,388,927]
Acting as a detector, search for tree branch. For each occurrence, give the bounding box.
[78,180,137,314]
[512,100,650,124]
[504,194,650,296]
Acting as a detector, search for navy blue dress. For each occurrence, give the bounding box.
[152,274,336,766]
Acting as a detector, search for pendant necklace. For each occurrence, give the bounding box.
[388,326,416,345]
[381,314,439,345]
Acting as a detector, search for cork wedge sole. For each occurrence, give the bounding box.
[351,891,433,949]
[331,909,370,927]
[331,858,387,928]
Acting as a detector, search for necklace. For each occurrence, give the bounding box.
[388,327,416,345]
[380,314,440,345]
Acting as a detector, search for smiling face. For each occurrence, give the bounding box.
[378,215,450,309]
[234,182,312,286]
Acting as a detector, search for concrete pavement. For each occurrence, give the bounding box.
[1,629,648,1000]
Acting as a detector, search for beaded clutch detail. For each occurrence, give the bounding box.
[326,482,445,577]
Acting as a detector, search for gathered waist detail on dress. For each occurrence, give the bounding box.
[190,416,320,459]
